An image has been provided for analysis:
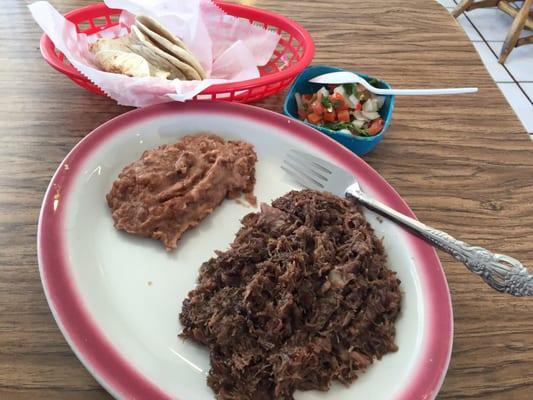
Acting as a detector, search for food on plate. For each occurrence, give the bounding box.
[90,15,206,80]
[106,134,257,250]
[180,189,402,399]
[295,81,386,136]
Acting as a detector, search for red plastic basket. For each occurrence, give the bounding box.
[39,2,314,103]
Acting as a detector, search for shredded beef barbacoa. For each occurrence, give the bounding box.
[179,190,402,399]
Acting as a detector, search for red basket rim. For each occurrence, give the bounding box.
[39,1,315,95]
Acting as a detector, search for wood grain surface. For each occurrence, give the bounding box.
[1,0,533,399]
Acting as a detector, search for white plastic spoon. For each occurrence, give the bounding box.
[309,71,478,96]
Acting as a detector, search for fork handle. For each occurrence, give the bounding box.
[346,185,533,296]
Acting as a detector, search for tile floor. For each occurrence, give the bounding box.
[435,0,533,139]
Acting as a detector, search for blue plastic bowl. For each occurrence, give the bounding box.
[283,65,395,156]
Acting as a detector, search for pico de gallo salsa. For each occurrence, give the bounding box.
[295,80,386,136]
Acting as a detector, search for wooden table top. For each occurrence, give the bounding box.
[2,0,533,399]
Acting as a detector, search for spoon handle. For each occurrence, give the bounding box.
[308,72,478,96]
[373,87,479,96]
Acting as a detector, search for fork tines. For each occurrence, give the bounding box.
[282,150,332,189]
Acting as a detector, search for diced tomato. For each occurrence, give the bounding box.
[337,103,349,111]
[329,92,349,111]
[323,111,336,122]
[354,103,362,111]
[298,108,308,120]
[311,100,325,116]
[302,94,313,102]
[337,109,350,122]
[307,113,322,124]
[330,92,343,101]
[368,118,384,135]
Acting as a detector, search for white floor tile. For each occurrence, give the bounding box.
[465,8,529,41]
[487,42,533,82]
[473,42,514,82]
[446,3,532,137]
[437,0,456,8]
[454,13,483,41]
[497,83,533,132]
[521,83,533,100]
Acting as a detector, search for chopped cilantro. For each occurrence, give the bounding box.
[323,121,351,131]
[343,83,355,96]
[323,121,369,137]
[368,78,380,88]
[352,126,370,136]
[320,95,333,111]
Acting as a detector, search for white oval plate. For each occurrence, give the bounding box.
[38,101,452,400]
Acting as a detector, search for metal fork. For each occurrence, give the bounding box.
[282,150,533,296]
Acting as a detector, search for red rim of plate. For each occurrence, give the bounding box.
[37,101,453,400]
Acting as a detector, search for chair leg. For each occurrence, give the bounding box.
[452,0,476,17]
[516,35,533,47]
[499,0,533,63]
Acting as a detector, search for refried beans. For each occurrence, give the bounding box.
[106,134,257,250]
[179,189,402,400]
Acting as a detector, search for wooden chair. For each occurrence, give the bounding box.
[453,0,533,63]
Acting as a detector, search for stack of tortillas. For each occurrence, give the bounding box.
[90,15,206,81]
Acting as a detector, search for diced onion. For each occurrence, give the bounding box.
[375,95,386,109]
[318,86,330,98]
[338,129,352,135]
[294,92,302,109]
[344,93,357,109]
[333,85,346,97]
[363,98,379,112]
[353,111,367,121]
[362,111,380,120]
[352,120,365,128]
